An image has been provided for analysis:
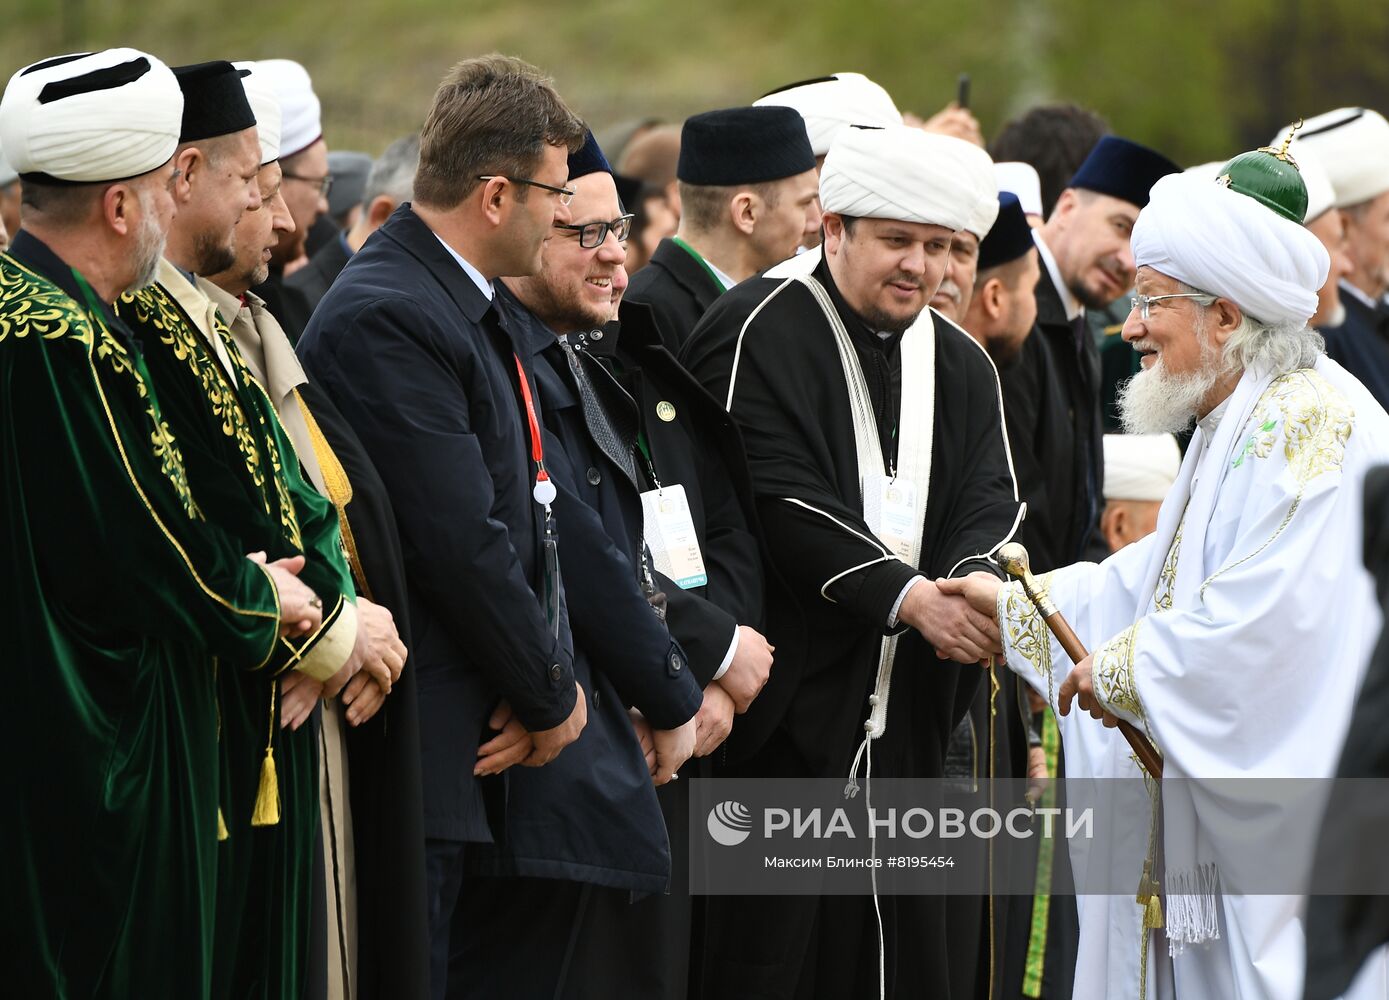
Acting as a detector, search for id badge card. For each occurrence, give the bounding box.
[863,473,918,564]
[641,484,708,589]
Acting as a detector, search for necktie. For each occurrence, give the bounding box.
[558,337,640,488]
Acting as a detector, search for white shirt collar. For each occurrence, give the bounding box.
[434,234,494,301]
[1033,232,1082,322]
[1198,394,1231,436]
[1340,278,1378,310]
[707,260,735,291]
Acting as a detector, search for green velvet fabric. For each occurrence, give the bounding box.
[1,251,283,997]
[116,276,355,1000]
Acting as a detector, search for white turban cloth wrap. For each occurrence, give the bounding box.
[253,59,320,159]
[1131,172,1330,327]
[235,62,282,166]
[0,48,183,184]
[1103,433,1181,502]
[755,72,902,158]
[954,138,1000,238]
[820,125,990,233]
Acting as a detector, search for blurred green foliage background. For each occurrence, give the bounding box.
[5,0,1387,163]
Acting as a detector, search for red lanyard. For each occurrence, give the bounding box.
[513,354,556,509]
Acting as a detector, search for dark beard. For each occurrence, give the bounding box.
[194,229,237,277]
[856,303,920,335]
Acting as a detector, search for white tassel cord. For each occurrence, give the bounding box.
[1164,863,1221,956]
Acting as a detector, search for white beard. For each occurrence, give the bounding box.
[1117,322,1228,435]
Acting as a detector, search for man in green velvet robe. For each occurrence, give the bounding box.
[0,49,327,999]
[111,61,374,1000]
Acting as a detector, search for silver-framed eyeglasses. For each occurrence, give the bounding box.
[555,214,634,249]
[1129,291,1216,320]
[476,175,575,206]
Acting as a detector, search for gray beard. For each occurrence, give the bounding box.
[125,210,167,293]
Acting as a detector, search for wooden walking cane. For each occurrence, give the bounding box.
[996,542,1164,779]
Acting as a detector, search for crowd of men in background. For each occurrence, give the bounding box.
[5,42,1389,1000]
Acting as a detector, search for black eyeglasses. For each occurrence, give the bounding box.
[477,175,575,206]
[554,214,634,249]
[282,171,334,198]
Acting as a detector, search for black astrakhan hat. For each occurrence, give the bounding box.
[568,130,612,181]
[1067,135,1180,209]
[172,61,255,143]
[677,106,816,186]
[976,193,1035,271]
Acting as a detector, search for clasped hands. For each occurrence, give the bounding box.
[931,572,1118,727]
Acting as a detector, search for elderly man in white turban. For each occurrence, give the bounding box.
[0,48,325,997]
[682,124,1020,999]
[940,142,1389,998]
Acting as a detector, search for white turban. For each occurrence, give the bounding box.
[1131,172,1330,326]
[1103,433,1181,502]
[820,125,988,232]
[1295,146,1337,223]
[0,48,182,184]
[234,61,282,165]
[1283,108,1389,208]
[755,72,902,158]
[993,161,1042,218]
[956,139,1000,238]
[252,59,320,159]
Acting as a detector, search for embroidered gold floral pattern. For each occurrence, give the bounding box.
[217,322,302,549]
[998,573,1056,705]
[1,260,199,517]
[1092,621,1145,725]
[119,283,301,548]
[1203,368,1353,597]
[1153,517,1183,613]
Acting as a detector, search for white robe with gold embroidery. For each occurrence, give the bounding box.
[1000,357,1389,1000]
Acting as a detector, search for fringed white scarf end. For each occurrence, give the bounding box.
[1164,862,1221,956]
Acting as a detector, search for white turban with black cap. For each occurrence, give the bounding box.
[0,48,183,184]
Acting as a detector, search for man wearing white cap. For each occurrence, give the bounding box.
[0,48,324,997]
[114,59,379,1000]
[682,124,1021,998]
[1099,433,1181,553]
[941,145,1389,998]
[927,136,1000,324]
[1286,109,1389,411]
[200,69,419,1000]
[249,58,328,340]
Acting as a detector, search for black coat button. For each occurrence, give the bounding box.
[668,649,685,676]
[549,663,562,682]
[586,467,602,486]
[592,687,601,707]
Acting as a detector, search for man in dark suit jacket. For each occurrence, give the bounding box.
[502,134,768,1000]
[626,105,821,352]
[1001,136,1178,572]
[289,135,421,325]
[297,57,599,1000]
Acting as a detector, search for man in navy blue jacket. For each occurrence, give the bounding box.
[298,56,699,1000]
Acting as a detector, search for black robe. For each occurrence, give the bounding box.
[287,233,353,324]
[681,255,1022,999]
[998,271,1106,571]
[1304,463,1389,1000]
[296,380,432,1000]
[1320,285,1389,414]
[626,237,724,353]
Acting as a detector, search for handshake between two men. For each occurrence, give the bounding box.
[918,570,1123,730]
